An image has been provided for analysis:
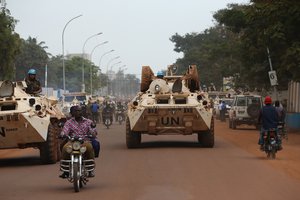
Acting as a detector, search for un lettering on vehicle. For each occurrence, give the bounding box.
[160,116,181,126]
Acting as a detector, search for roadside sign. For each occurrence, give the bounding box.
[268,70,278,86]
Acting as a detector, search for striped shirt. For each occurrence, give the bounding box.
[61,117,97,139]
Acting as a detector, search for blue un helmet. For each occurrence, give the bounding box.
[28,69,37,75]
[157,71,164,78]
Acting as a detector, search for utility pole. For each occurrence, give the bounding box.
[267,47,279,101]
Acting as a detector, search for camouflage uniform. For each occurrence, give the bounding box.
[25,77,41,94]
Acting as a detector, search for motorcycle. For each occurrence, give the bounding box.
[59,135,95,192]
[102,112,112,129]
[116,110,125,125]
[262,128,281,159]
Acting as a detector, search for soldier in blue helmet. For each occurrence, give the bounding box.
[157,71,164,79]
[25,69,42,95]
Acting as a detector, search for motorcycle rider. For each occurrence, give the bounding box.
[275,100,286,123]
[102,101,114,124]
[258,96,282,150]
[90,101,100,123]
[59,105,97,178]
[115,101,125,121]
[24,69,42,95]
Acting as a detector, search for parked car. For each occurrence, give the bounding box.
[215,98,234,120]
[228,94,263,129]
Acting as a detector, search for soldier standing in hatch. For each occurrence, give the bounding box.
[25,69,42,95]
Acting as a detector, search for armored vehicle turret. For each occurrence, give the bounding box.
[0,80,66,164]
[126,65,214,148]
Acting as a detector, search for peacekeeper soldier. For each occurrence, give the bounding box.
[25,69,42,95]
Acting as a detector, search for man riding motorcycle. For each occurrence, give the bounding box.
[102,102,114,123]
[258,96,282,150]
[115,101,126,122]
[59,105,97,178]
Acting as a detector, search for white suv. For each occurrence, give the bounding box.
[228,94,263,129]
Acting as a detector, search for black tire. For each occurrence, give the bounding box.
[247,104,260,118]
[271,146,276,159]
[232,120,237,129]
[140,66,154,92]
[255,124,260,130]
[126,118,141,148]
[40,124,59,164]
[105,118,111,129]
[118,115,123,125]
[229,119,232,128]
[198,117,214,148]
[73,162,80,192]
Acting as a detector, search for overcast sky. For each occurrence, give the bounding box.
[7,0,248,76]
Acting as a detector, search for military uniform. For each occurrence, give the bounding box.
[25,77,41,94]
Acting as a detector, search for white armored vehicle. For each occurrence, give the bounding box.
[0,80,66,164]
[126,65,214,148]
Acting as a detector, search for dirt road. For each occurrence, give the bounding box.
[216,119,300,180]
[0,120,300,200]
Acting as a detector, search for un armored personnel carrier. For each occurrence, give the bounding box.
[0,80,66,164]
[126,65,214,148]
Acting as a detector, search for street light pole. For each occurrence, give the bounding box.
[106,56,120,95]
[99,50,114,69]
[106,56,120,73]
[90,41,109,96]
[81,32,102,92]
[110,61,122,71]
[62,14,82,95]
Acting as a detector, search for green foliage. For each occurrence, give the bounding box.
[14,37,49,83]
[0,7,21,80]
[170,26,242,90]
[171,1,300,91]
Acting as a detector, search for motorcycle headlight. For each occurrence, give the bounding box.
[72,141,81,150]
[66,145,73,154]
[80,146,87,153]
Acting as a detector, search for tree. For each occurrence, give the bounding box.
[0,7,21,80]
[170,25,242,90]
[14,37,49,83]
[213,1,300,89]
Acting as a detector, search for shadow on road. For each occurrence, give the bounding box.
[137,141,205,148]
[0,156,42,167]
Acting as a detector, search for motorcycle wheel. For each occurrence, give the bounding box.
[118,116,123,125]
[73,163,80,192]
[105,119,111,129]
[271,147,276,159]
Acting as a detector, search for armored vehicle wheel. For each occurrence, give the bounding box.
[126,118,141,148]
[40,124,59,164]
[140,66,154,92]
[198,117,214,148]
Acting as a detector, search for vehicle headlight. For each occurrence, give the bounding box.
[80,146,87,153]
[154,84,161,92]
[66,145,73,153]
[72,141,81,150]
